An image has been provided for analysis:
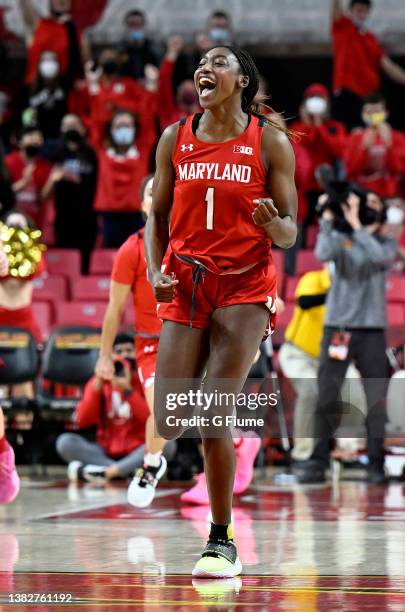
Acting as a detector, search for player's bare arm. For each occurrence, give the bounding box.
[96,281,132,380]
[145,123,178,303]
[252,124,298,249]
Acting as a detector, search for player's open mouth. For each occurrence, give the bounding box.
[198,77,217,99]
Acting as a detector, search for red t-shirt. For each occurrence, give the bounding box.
[86,78,151,148]
[170,114,271,274]
[111,230,161,338]
[291,120,347,191]
[74,375,149,457]
[5,151,51,226]
[332,16,385,97]
[344,129,405,198]
[93,146,148,213]
[26,18,69,84]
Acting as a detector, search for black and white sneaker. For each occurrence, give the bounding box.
[82,465,108,484]
[127,456,167,508]
[67,461,84,483]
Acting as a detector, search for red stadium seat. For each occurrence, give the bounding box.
[32,301,53,342]
[55,302,107,327]
[90,249,117,275]
[305,225,319,249]
[386,278,405,305]
[388,303,405,326]
[284,276,300,303]
[277,302,295,329]
[295,250,323,276]
[45,249,81,280]
[72,276,111,301]
[32,275,69,305]
[272,302,295,347]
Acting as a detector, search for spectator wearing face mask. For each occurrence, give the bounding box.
[18,0,83,87]
[5,127,51,228]
[42,114,97,274]
[82,48,154,149]
[331,0,405,129]
[23,50,68,143]
[93,110,155,248]
[291,84,347,225]
[119,9,160,82]
[201,10,234,50]
[158,36,201,131]
[344,94,405,199]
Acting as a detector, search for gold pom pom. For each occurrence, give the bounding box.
[0,223,46,278]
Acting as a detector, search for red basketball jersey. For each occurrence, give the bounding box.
[170,113,271,274]
[111,230,161,336]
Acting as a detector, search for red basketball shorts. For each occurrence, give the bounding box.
[135,336,159,391]
[157,251,277,335]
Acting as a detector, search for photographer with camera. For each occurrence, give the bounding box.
[298,184,397,485]
[56,333,175,484]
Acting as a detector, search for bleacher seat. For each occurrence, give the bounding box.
[284,276,300,303]
[295,250,323,276]
[55,302,107,327]
[32,302,53,342]
[388,303,405,326]
[45,249,81,280]
[89,249,117,275]
[387,278,405,305]
[305,225,319,249]
[72,276,110,301]
[38,325,102,410]
[32,275,69,305]
[272,302,295,347]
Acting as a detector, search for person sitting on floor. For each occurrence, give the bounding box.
[56,333,176,483]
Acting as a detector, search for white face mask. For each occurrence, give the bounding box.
[39,59,59,79]
[305,96,327,116]
[386,206,405,225]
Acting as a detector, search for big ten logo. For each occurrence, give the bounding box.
[233,145,253,155]
[109,391,131,420]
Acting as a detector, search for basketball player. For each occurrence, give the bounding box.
[95,175,168,508]
[145,46,297,577]
[96,175,268,506]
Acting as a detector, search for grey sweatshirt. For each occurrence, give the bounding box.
[315,219,397,329]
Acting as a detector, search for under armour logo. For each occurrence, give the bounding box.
[181,144,194,152]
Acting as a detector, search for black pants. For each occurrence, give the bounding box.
[312,327,388,468]
[101,212,144,248]
[332,89,364,131]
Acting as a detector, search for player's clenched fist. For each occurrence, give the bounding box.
[252,198,279,228]
[152,272,178,303]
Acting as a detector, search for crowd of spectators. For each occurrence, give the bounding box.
[1,0,405,477]
[0,0,404,268]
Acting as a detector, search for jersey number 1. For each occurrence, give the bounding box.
[205,187,214,231]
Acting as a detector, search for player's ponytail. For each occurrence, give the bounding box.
[210,45,293,136]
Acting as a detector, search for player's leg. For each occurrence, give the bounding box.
[192,303,269,578]
[128,321,209,508]
[0,406,20,504]
[127,381,170,507]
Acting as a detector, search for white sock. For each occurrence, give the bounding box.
[144,451,162,468]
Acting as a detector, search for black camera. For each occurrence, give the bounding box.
[114,360,126,378]
[317,179,386,233]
